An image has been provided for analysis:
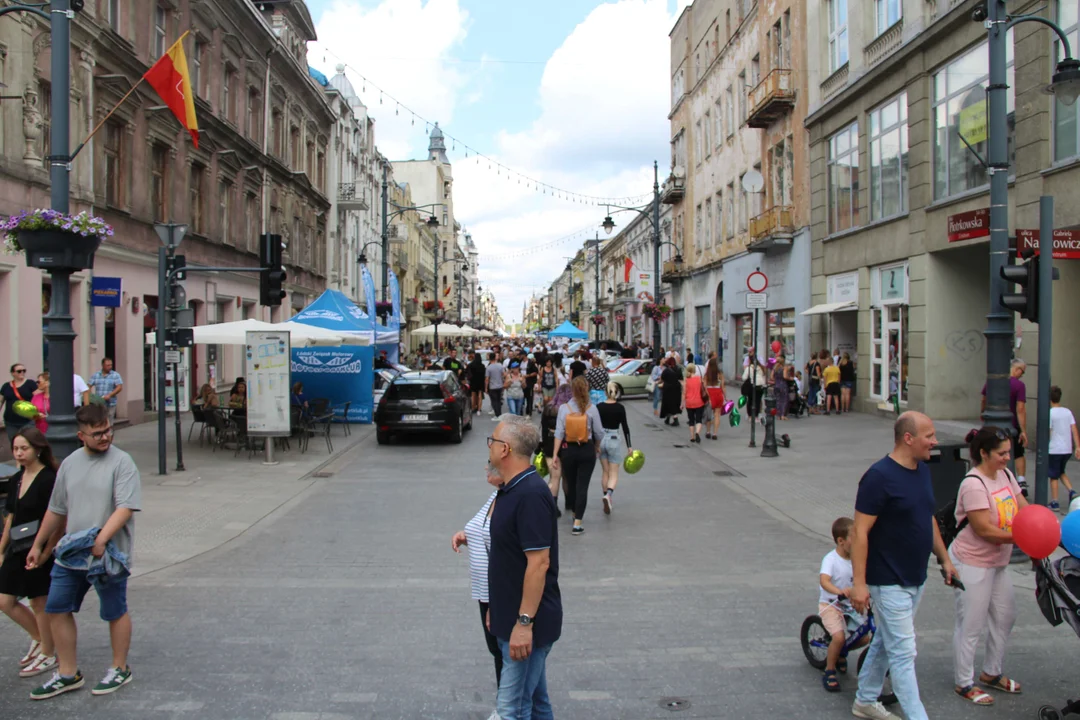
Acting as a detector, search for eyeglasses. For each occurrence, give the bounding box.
[486,436,508,449]
[83,426,114,440]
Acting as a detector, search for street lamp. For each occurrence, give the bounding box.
[1049,56,1080,105]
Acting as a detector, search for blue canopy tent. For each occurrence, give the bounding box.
[289,290,378,423]
[549,320,588,340]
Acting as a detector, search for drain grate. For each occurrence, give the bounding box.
[659,698,691,711]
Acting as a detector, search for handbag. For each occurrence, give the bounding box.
[7,519,39,556]
[645,379,656,393]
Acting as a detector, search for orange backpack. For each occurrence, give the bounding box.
[564,409,589,443]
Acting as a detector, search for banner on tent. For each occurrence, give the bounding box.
[291,345,374,423]
[388,269,402,330]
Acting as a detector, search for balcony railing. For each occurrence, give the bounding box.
[338,182,370,210]
[661,258,688,283]
[748,205,795,249]
[747,69,795,128]
[660,173,685,205]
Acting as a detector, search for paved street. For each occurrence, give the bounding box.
[1,400,1076,719]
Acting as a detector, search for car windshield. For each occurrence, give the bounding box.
[606,358,624,370]
[615,361,642,375]
[388,382,443,400]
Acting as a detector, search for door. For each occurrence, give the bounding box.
[870,305,907,404]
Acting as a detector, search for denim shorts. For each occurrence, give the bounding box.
[599,430,622,462]
[46,564,129,622]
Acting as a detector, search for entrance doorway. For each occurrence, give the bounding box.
[871,304,908,404]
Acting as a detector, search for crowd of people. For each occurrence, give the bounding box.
[0,359,124,445]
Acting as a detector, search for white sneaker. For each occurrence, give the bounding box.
[852,701,901,720]
[19,640,41,667]
[602,493,612,514]
[20,654,56,678]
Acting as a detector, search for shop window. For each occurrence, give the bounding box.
[869,92,908,220]
[735,313,754,358]
[766,309,795,360]
[1054,1,1080,161]
[827,122,859,233]
[932,32,1015,200]
[672,309,685,352]
[694,305,711,360]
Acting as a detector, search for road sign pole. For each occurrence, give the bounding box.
[749,307,758,448]
[157,247,168,476]
[1035,195,1054,506]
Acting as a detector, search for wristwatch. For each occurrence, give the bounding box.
[517,614,533,627]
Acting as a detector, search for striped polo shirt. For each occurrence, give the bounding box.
[463,490,498,602]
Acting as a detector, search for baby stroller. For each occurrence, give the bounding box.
[1034,555,1080,719]
[789,389,808,418]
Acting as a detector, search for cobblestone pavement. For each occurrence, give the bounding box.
[0,401,1075,719]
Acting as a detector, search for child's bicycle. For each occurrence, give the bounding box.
[800,599,896,704]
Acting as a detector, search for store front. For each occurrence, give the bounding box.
[869,262,909,407]
[801,270,859,362]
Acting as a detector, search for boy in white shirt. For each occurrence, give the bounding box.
[818,517,868,692]
[1048,385,1079,511]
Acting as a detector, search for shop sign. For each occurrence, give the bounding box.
[91,276,122,307]
[958,101,988,144]
[878,265,907,305]
[1016,229,1080,260]
[827,272,859,304]
[947,208,989,243]
[633,271,655,302]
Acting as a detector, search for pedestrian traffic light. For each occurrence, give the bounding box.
[259,233,286,306]
[1000,251,1039,322]
[166,253,186,282]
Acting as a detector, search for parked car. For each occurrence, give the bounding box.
[375,370,472,444]
[606,357,633,373]
[607,359,655,400]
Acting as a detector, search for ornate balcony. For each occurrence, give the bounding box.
[338,182,370,210]
[748,205,795,252]
[660,173,685,204]
[747,69,795,129]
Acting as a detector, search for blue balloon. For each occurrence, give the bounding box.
[1062,510,1080,559]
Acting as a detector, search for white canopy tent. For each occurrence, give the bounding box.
[411,323,472,337]
[144,319,371,347]
[458,325,480,337]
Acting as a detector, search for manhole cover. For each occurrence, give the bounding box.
[313,471,334,478]
[659,698,691,711]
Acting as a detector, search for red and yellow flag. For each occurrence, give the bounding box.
[443,285,452,297]
[144,32,199,148]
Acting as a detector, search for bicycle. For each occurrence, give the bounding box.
[801,599,896,704]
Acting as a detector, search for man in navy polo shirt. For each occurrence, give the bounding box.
[849,411,960,720]
[487,415,561,720]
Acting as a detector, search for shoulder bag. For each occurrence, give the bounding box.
[6,475,39,557]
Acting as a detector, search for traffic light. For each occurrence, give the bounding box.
[166,253,186,281]
[1000,251,1039,322]
[259,233,286,306]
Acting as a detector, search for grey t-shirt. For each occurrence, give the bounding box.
[49,446,142,560]
[485,362,505,389]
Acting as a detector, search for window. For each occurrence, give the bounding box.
[198,43,210,98]
[247,89,260,140]
[107,0,120,32]
[306,141,315,177]
[738,70,747,122]
[272,111,283,157]
[154,5,167,58]
[219,181,232,244]
[738,173,748,232]
[828,122,859,233]
[290,126,300,168]
[714,99,723,146]
[223,67,235,123]
[726,9,732,39]
[750,55,760,87]
[829,0,848,72]
[766,309,795,360]
[772,16,789,69]
[192,41,202,97]
[317,152,325,190]
[869,92,909,220]
[672,309,685,350]
[875,0,901,36]
[703,111,712,155]
[704,199,713,249]
[932,33,1015,200]
[772,139,790,207]
[695,204,703,249]
[726,183,735,238]
[695,119,703,165]
[151,144,167,222]
[104,121,123,207]
[293,217,302,263]
[245,193,258,251]
[714,191,723,246]
[735,314,753,358]
[725,86,734,137]
[189,163,205,234]
[1054,2,1080,160]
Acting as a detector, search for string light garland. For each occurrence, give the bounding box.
[315,48,655,208]
[476,224,601,260]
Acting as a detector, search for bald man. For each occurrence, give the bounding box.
[848,412,960,720]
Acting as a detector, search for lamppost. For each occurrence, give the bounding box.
[562,258,575,325]
[380,162,442,301]
[586,234,603,340]
[600,160,666,361]
[982,3,1080,504]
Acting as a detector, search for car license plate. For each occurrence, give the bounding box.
[402,414,427,422]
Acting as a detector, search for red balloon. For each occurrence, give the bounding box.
[1011,504,1062,560]
[771,340,782,354]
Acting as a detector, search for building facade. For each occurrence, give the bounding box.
[387,176,436,345]
[803,0,1080,425]
[0,0,333,425]
[667,0,812,379]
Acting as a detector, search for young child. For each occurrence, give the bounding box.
[818,517,868,692]
[1048,385,1079,511]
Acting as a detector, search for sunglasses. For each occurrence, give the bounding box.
[13,369,26,374]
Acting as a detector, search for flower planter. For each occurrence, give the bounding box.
[19,229,102,271]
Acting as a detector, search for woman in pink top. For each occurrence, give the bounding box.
[683,363,706,443]
[29,372,50,434]
[949,426,1029,705]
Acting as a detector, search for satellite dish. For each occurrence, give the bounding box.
[673,165,686,179]
[741,169,764,193]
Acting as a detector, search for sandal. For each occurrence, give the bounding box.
[823,670,841,693]
[837,656,848,674]
[956,685,994,705]
[979,674,1022,694]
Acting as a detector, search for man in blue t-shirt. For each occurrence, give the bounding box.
[849,411,959,720]
[487,415,561,720]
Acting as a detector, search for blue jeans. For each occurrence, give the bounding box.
[496,639,554,720]
[856,584,927,720]
[506,397,524,416]
[652,385,662,410]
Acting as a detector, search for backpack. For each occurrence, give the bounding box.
[564,408,589,444]
[934,473,989,547]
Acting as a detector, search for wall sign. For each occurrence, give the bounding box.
[91,277,122,307]
[1017,228,1080,260]
[826,272,859,304]
[947,208,989,243]
[877,264,908,305]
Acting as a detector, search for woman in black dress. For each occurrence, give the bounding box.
[659,357,683,427]
[0,427,60,677]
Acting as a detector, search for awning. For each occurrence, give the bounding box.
[800,301,857,316]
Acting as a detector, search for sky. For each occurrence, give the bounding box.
[307,0,690,325]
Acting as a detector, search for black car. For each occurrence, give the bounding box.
[375,370,472,444]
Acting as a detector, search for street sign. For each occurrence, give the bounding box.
[747,271,768,293]
[164,350,181,364]
[746,293,767,309]
[947,208,990,243]
[1017,228,1080,259]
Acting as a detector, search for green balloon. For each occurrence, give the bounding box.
[737,395,747,408]
[623,450,645,474]
[12,400,37,420]
[729,408,741,427]
[533,453,549,478]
